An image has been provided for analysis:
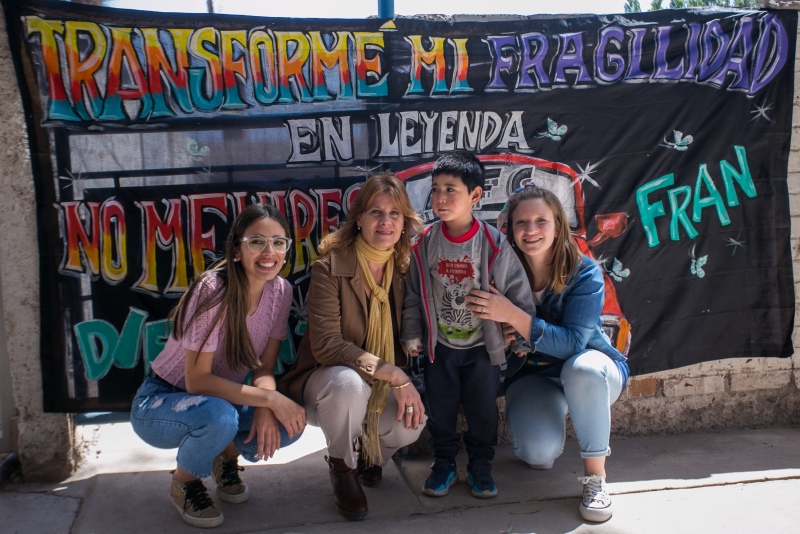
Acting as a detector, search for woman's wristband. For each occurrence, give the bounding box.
[390,381,411,389]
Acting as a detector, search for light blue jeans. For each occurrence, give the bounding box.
[130,376,302,478]
[505,350,625,465]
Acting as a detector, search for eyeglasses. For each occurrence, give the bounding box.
[240,235,292,254]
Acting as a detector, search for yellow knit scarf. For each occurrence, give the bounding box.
[355,235,395,467]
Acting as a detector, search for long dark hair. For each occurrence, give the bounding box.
[319,172,422,274]
[170,203,291,372]
[505,186,582,294]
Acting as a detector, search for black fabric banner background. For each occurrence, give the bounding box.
[1,0,795,411]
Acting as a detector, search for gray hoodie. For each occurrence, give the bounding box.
[401,219,535,365]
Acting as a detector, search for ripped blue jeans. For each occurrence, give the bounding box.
[130,376,302,478]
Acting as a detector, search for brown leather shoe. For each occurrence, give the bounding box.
[357,456,383,488]
[326,456,368,520]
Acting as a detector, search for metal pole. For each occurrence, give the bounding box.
[378,0,394,18]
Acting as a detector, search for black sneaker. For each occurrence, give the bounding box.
[466,460,497,498]
[422,458,458,497]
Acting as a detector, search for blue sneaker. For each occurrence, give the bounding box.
[422,459,458,497]
[467,460,497,498]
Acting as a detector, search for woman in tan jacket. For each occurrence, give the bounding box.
[279,173,425,521]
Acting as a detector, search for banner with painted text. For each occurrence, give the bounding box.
[1,0,795,411]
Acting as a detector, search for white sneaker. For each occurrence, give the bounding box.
[578,474,613,522]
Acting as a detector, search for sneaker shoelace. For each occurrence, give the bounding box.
[182,479,215,512]
[579,474,611,508]
[219,457,244,488]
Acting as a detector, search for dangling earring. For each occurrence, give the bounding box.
[283,259,287,264]
[357,226,361,232]
[401,229,405,234]
[511,241,516,248]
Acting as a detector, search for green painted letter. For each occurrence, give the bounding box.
[636,173,674,248]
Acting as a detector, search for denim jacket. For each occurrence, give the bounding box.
[505,255,629,382]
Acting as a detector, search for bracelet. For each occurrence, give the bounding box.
[390,381,411,389]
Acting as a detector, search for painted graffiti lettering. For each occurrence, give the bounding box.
[636,146,756,248]
[286,116,353,162]
[57,188,353,295]
[24,17,387,120]
[73,307,170,380]
[286,110,530,162]
[72,306,298,381]
[487,14,787,95]
[57,199,127,284]
[405,35,472,95]
[373,110,529,157]
[22,13,790,124]
[135,198,195,294]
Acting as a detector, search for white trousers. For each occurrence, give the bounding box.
[304,365,425,469]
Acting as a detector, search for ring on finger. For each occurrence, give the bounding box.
[405,405,414,414]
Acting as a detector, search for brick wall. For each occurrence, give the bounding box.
[609,357,799,437]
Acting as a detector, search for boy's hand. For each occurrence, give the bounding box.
[402,338,423,357]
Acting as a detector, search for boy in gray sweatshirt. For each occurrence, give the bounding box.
[402,152,534,499]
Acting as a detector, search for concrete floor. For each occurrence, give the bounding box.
[1,424,799,533]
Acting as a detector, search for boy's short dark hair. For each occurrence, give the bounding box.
[432,152,486,192]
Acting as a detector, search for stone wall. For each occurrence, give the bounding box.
[0,7,76,481]
[0,4,798,480]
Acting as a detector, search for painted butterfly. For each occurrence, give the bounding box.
[536,118,568,141]
[663,130,693,152]
[689,244,708,278]
[609,258,630,282]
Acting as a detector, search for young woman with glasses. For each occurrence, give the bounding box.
[130,203,307,528]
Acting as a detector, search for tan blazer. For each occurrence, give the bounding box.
[279,245,408,405]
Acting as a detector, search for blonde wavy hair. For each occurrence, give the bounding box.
[319,172,422,274]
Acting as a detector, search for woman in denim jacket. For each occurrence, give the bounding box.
[466,185,629,523]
